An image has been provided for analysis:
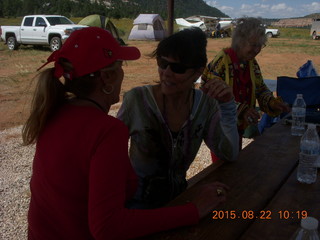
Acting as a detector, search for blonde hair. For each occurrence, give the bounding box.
[22,60,120,145]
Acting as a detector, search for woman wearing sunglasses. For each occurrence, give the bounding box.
[117,27,239,209]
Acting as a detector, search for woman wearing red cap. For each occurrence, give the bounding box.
[23,27,229,240]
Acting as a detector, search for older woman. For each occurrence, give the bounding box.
[202,17,290,149]
[23,27,231,240]
[117,27,239,209]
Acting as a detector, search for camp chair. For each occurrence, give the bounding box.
[258,75,320,133]
[276,75,320,124]
[276,76,320,108]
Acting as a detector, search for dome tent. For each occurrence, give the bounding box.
[128,14,166,41]
[78,15,124,45]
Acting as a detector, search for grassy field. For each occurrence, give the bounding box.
[1,29,318,56]
[0,22,320,131]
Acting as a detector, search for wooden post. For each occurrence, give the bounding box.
[167,0,174,36]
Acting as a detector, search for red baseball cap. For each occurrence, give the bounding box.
[38,27,141,79]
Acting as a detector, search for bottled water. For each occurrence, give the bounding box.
[297,124,319,184]
[291,94,306,136]
[290,217,320,240]
[316,155,320,168]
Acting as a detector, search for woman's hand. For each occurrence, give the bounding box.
[191,182,230,219]
[201,77,234,103]
[271,100,291,113]
[243,108,261,126]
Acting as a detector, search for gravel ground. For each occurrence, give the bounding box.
[0,110,252,239]
[0,126,34,239]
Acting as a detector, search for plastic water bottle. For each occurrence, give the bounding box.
[291,94,306,136]
[316,155,320,168]
[297,124,319,184]
[290,217,320,240]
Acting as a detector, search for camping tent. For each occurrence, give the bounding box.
[128,14,166,41]
[78,14,123,43]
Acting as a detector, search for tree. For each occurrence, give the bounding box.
[0,0,229,19]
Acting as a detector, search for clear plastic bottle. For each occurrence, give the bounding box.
[316,155,320,168]
[297,124,319,184]
[291,217,320,240]
[291,94,306,136]
[315,130,320,168]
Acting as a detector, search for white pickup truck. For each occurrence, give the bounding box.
[265,28,280,38]
[0,15,87,51]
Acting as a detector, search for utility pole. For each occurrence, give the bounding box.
[167,0,174,36]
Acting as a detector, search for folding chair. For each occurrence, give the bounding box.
[258,76,320,133]
[276,75,320,124]
[276,76,320,108]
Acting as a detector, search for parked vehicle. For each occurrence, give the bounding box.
[310,18,320,40]
[265,28,280,38]
[0,15,87,51]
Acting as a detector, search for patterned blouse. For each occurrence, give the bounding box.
[117,85,239,208]
[202,48,282,130]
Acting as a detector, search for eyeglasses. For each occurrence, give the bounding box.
[157,57,194,74]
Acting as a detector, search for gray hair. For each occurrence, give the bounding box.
[231,17,267,51]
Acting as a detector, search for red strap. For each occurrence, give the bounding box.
[224,48,252,105]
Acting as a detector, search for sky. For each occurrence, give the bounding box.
[204,0,320,19]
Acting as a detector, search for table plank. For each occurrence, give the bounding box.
[239,168,320,240]
[144,122,302,239]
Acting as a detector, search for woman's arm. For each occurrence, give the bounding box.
[88,121,199,240]
[217,99,239,161]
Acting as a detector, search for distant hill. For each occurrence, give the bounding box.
[304,13,320,19]
[0,0,229,19]
[272,18,313,28]
[268,13,320,28]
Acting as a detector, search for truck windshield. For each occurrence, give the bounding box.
[46,17,74,25]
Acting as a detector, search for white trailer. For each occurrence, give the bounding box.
[310,18,320,40]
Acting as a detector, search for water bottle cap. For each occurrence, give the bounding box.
[301,217,319,230]
[297,94,303,98]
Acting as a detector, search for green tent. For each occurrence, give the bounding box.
[78,15,124,44]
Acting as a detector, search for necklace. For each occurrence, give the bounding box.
[162,89,194,150]
[162,89,194,131]
[78,97,106,112]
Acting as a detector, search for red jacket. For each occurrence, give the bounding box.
[28,104,198,240]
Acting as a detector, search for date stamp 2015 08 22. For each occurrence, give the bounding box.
[212,210,308,220]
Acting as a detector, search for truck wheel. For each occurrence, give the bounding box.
[266,32,273,38]
[50,37,62,52]
[312,31,318,40]
[7,36,19,50]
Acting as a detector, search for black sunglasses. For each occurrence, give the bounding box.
[157,57,194,74]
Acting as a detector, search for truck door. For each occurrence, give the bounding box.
[20,17,36,44]
[21,16,48,44]
[33,17,48,43]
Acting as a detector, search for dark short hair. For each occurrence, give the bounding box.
[152,27,207,68]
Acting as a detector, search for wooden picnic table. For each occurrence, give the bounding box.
[142,120,320,240]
